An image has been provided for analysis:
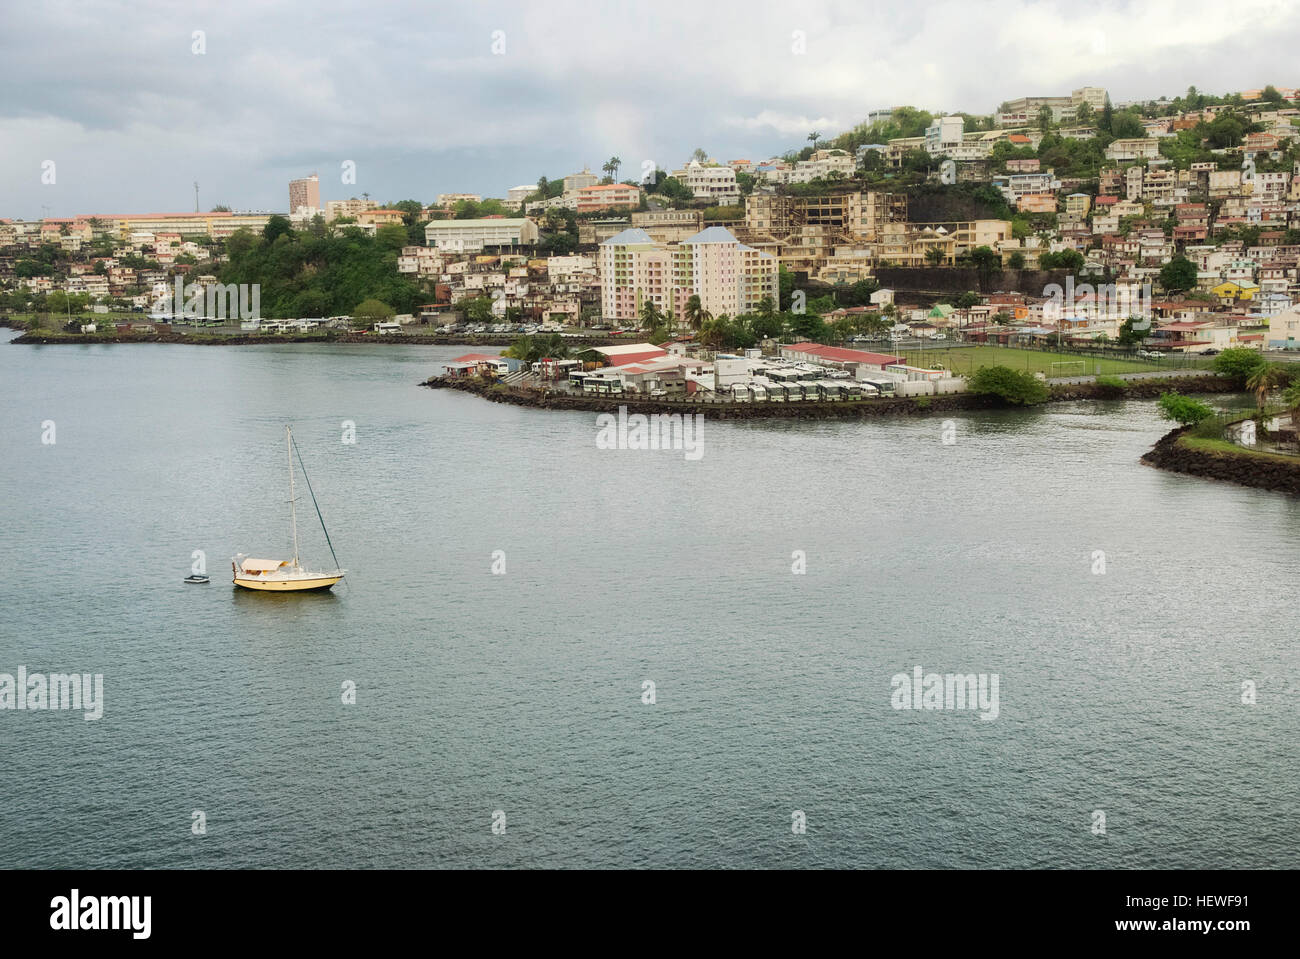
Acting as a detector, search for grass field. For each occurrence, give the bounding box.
[890,345,1208,378]
[1180,436,1300,463]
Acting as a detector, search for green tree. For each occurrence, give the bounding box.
[1007,251,1026,269]
[778,266,795,311]
[1117,316,1154,347]
[657,176,694,202]
[457,295,494,325]
[1211,347,1266,384]
[262,215,293,245]
[1111,111,1145,139]
[968,246,1002,287]
[293,290,331,318]
[845,278,879,306]
[967,365,1050,405]
[1039,249,1084,271]
[1159,255,1198,293]
[353,298,395,327]
[1157,392,1214,426]
[375,223,409,252]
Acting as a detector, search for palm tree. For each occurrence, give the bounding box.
[700,314,729,351]
[504,334,535,362]
[603,156,622,182]
[686,296,713,333]
[807,132,821,151]
[1283,381,1300,431]
[639,299,662,330]
[1246,364,1289,410]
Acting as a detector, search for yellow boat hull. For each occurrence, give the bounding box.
[233,574,342,592]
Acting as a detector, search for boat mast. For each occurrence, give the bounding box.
[287,426,300,567]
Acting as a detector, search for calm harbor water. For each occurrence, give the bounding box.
[1,328,1297,869]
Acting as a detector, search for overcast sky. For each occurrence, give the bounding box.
[2,0,1298,219]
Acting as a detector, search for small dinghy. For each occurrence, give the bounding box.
[184,574,210,584]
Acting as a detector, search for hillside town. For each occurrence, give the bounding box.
[5,83,1300,357]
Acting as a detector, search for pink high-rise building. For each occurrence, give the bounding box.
[289,174,320,214]
[599,226,777,323]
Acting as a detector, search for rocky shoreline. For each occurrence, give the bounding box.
[423,372,1242,419]
[6,327,619,348]
[1141,425,1300,496]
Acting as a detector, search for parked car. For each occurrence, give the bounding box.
[1200,348,1219,355]
[930,333,947,340]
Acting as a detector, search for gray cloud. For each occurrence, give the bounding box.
[1,0,1297,218]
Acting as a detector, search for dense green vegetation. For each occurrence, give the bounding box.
[1158,392,1215,425]
[1093,375,1128,397]
[1211,347,1268,384]
[217,218,424,318]
[966,365,1051,404]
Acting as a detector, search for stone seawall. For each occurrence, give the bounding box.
[426,373,1242,420]
[1048,376,1238,400]
[425,376,1001,419]
[1141,426,1300,496]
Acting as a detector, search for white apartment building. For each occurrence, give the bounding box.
[1105,138,1160,162]
[424,218,540,252]
[925,116,965,157]
[995,172,1059,204]
[673,161,741,204]
[507,185,536,207]
[764,149,857,184]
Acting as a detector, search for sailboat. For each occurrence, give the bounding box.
[233,426,346,592]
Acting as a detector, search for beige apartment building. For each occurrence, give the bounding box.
[876,220,1013,266]
[630,209,705,243]
[739,189,908,272]
[325,197,378,221]
[67,211,275,241]
[998,87,1107,126]
[424,217,539,252]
